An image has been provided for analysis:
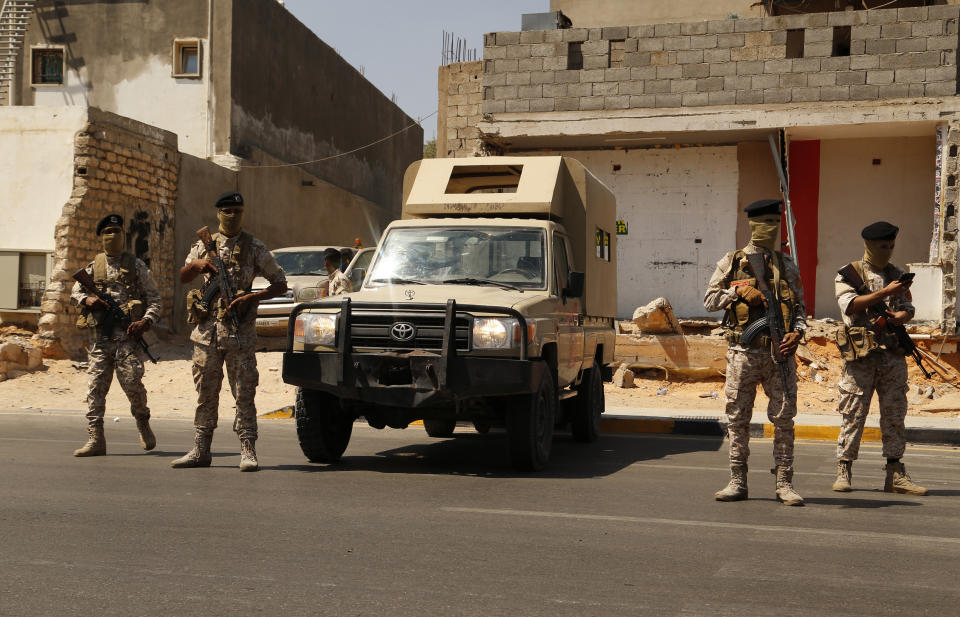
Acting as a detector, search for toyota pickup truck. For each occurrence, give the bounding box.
[282,156,617,470]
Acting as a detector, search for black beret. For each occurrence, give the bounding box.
[861,221,899,240]
[744,199,783,218]
[96,214,124,235]
[215,191,244,208]
[323,248,341,262]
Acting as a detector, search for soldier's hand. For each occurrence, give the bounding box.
[736,285,765,307]
[779,331,802,356]
[885,310,910,327]
[227,293,257,315]
[190,259,218,275]
[83,296,109,311]
[126,319,150,337]
[882,280,909,297]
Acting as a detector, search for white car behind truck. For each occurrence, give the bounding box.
[282,156,617,470]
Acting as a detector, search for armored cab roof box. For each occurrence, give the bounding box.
[401,156,618,318]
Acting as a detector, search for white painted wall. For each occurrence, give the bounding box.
[558,147,740,318]
[0,107,86,252]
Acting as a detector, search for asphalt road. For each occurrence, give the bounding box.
[2,411,960,617]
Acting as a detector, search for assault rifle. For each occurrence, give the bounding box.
[196,226,241,344]
[837,264,932,379]
[72,268,158,363]
[746,253,791,392]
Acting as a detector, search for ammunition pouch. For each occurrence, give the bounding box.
[126,299,145,322]
[836,326,878,361]
[76,308,102,330]
[185,288,208,325]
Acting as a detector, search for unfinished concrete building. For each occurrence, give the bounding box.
[0,0,422,356]
[438,0,960,329]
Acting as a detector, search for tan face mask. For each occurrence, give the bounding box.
[749,216,781,252]
[101,227,125,257]
[217,207,244,237]
[864,239,894,269]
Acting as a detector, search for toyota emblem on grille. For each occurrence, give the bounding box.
[390,322,416,342]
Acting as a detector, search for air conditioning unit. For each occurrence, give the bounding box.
[521,11,572,31]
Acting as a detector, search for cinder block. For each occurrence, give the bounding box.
[630,94,657,108]
[486,46,507,60]
[494,59,519,72]
[804,42,834,57]
[710,62,738,77]
[520,30,545,44]
[682,92,710,106]
[752,73,779,89]
[778,14,807,30]
[681,22,708,36]
[865,69,895,85]
[664,36,692,51]
[808,71,837,87]
[623,38,639,52]
[879,50,942,69]
[821,56,851,71]
[529,98,556,112]
[763,88,791,104]
[780,72,806,88]
[671,78,698,93]
[517,84,542,98]
[629,25,656,38]
[850,55,880,70]
[878,83,910,99]
[804,27,834,43]
[567,82,593,97]
[654,93,683,107]
[734,18,763,33]
[881,23,913,39]
[717,33,745,48]
[697,76,725,92]
[737,60,765,75]
[645,79,672,94]
[654,23,682,37]
[506,72,531,86]
[483,100,506,113]
[543,56,567,71]
[866,38,897,54]
[897,38,928,53]
[519,57,544,72]
[708,19,736,34]
[929,6,960,20]
[849,84,879,100]
[625,52,652,67]
[912,20,945,37]
[770,31,788,46]
[605,67,631,81]
[496,31,520,46]
[898,6,928,22]
[792,58,821,72]
[555,96,580,111]
[744,31,773,47]
[588,28,602,40]
[483,73,507,87]
[868,9,899,25]
[619,80,646,95]
[708,90,738,105]
[836,70,866,85]
[927,35,959,51]
[758,45,787,60]
[731,46,759,62]
[736,89,764,104]
[580,68,605,82]
[799,13,829,27]
[531,43,561,57]
[657,64,683,79]
[602,26,629,40]
[604,95,631,109]
[676,50,704,64]
[894,67,926,82]
[543,83,568,98]
[651,50,678,66]
[852,24,882,40]
[544,30,564,43]
[850,40,866,55]
[580,95,605,110]
[690,35,719,49]
[631,66,658,80]
[484,33,496,47]
[531,70,557,84]
[764,59,792,74]
[593,81,619,96]
[927,65,958,81]
[582,40,611,56]
[820,85,850,101]
[829,11,867,27]
[704,48,731,63]
[724,75,752,91]
[563,28,589,42]
[682,63,710,78]
[583,55,609,69]
[792,86,821,102]
[929,80,958,97]
[637,37,665,52]
[493,85,518,100]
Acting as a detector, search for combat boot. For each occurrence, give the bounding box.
[715,464,748,501]
[135,416,156,451]
[832,460,852,492]
[239,438,259,472]
[884,462,928,495]
[170,430,212,468]
[73,424,106,457]
[773,465,804,506]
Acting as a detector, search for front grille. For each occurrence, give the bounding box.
[349,311,471,351]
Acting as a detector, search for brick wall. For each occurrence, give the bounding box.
[482,6,960,113]
[34,109,180,359]
[438,61,485,157]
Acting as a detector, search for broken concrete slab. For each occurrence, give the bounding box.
[632,297,683,335]
[920,392,960,412]
[612,364,635,388]
[615,333,726,378]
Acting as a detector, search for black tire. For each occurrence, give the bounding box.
[472,419,492,434]
[294,387,354,463]
[506,365,556,471]
[571,366,603,443]
[423,418,456,438]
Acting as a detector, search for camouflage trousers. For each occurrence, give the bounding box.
[723,348,798,467]
[836,350,908,461]
[191,333,259,440]
[85,339,149,428]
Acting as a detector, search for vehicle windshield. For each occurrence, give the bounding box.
[273,250,328,276]
[367,227,546,289]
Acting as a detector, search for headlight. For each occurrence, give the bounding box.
[294,313,338,346]
[474,317,532,349]
[297,287,319,302]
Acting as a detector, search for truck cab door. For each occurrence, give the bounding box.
[551,232,583,388]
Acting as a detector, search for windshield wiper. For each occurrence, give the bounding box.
[369,277,426,285]
[441,278,523,292]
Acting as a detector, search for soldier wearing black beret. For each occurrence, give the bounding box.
[832,221,927,495]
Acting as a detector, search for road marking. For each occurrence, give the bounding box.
[443,507,960,546]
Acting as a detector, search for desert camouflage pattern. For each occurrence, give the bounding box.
[191,330,260,440]
[835,260,915,329]
[70,255,162,338]
[722,348,797,467]
[836,349,908,461]
[84,339,149,427]
[326,268,353,297]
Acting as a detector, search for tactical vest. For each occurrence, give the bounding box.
[721,250,797,346]
[185,232,253,325]
[76,252,144,331]
[834,260,902,360]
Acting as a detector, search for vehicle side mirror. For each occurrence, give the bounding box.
[564,271,584,298]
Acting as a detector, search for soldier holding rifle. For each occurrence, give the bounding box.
[70,214,161,457]
[172,191,287,472]
[704,199,806,506]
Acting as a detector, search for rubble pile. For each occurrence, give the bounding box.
[0,326,45,381]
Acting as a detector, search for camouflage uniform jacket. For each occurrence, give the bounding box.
[70,255,161,341]
[185,233,286,345]
[835,261,915,328]
[703,242,808,353]
[326,268,353,297]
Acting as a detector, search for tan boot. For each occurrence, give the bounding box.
[135,416,156,451]
[715,464,748,501]
[239,438,259,472]
[884,462,928,495]
[170,430,212,468]
[773,465,804,506]
[832,460,852,492]
[73,424,106,457]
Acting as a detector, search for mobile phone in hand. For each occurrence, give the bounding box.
[898,272,915,284]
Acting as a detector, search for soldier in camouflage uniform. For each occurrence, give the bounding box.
[704,199,806,506]
[71,214,161,457]
[171,191,287,472]
[832,221,927,495]
[322,247,353,297]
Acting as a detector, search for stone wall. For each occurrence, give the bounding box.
[940,120,960,331]
[438,61,485,158]
[34,108,180,359]
[482,6,960,113]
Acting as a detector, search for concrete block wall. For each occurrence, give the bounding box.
[481,6,960,113]
[438,61,485,158]
[34,109,180,359]
[941,120,960,330]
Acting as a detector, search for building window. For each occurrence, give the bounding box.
[832,26,851,57]
[786,29,805,59]
[567,42,583,70]
[31,48,64,85]
[0,251,49,310]
[172,39,202,78]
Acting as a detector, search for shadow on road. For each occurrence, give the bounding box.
[802,495,923,509]
[273,431,724,479]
